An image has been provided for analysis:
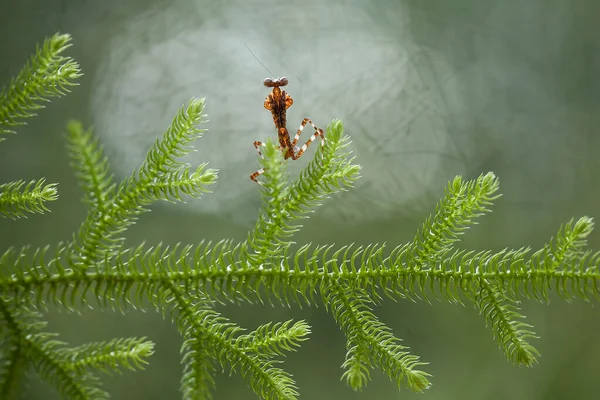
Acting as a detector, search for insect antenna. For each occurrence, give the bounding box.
[241,40,273,76]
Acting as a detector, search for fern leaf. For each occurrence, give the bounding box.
[3,86,600,400]
[248,138,291,263]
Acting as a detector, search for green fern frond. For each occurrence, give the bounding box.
[375,173,502,305]
[1,182,599,399]
[292,120,360,195]
[64,337,155,375]
[0,179,58,219]
[228,320,305,400]
[234,357,299,400]
[0,33,81,136]
[474,280,539,366]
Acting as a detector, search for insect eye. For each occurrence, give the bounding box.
[278,77,289,86]
[263,78,275,87]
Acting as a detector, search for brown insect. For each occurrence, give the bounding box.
[250,77,325,184]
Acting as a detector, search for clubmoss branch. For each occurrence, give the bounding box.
[474,279,539,366]
[322,282,430,392]
[69,98,217,269]
[2,31,600,400]
[246,120,360,265]
[0,179,58,219]
[0,33,81,136]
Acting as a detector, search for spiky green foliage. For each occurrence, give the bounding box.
[64,337,155,375]
[67,97,216,269]
[0,299,108,399]
[473,280,539,366]
[247,120,360,265]
[0,33,81,137]
[0,179,58,219]
[2,32,600,400]
[322,282,430,392]
[0,33,79,219]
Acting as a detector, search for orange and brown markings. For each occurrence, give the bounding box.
[250,77,325,184]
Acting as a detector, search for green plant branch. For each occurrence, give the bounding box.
[66,121,115,214]
[0,33,81,136]
[64,337,155,375]
[69,98,217,268]
[0,179,58,219]
[411,173,500,265]
[246,120,360,266]
[322,281,430,392]
[181,328,217,400]
[2,227,600,310]
[0,299,107,400]
[164,282,300,400]
[0,329,26,400]
[3,31,600,400]
[235,320,311,358]
[474,279,539,366]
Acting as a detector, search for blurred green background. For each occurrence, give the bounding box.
[1,0,600,399]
